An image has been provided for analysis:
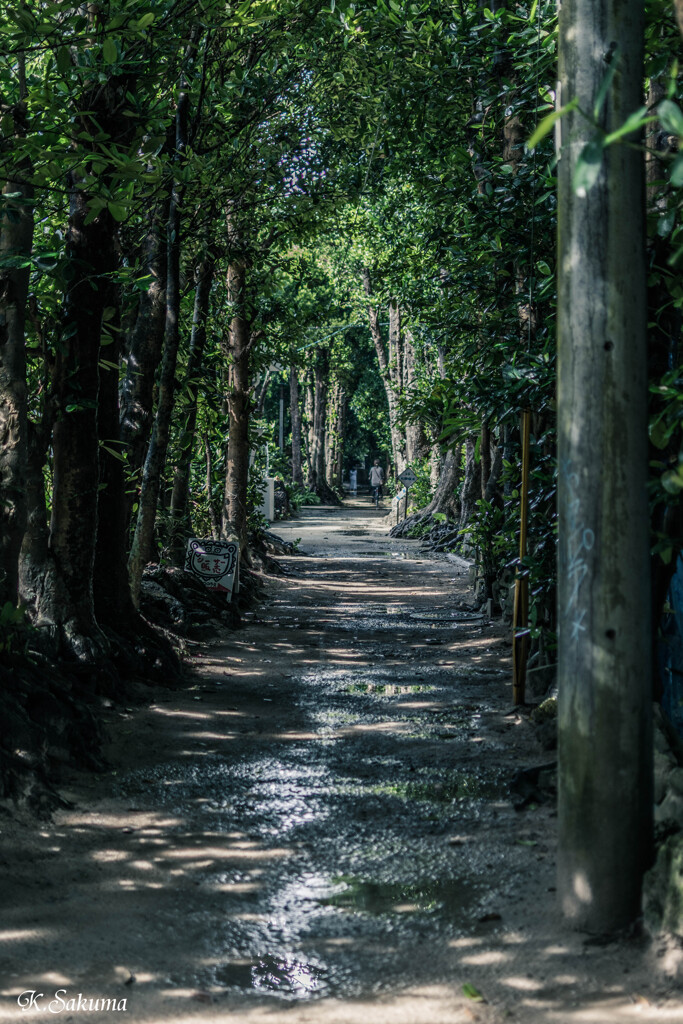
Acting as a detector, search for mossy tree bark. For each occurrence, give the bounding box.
[94,294,139,630]
[129,83,189,606]
[220,254,251,553]
[557,0,652,932]
[168,250,215,563]
[309,346,328,493]
[362,269,406,476]
[290,365,304,487]
[119,190,170,522]
[0,88,33,606]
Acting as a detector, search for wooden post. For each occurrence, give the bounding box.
[512,408,531,705]
[556,0,652,932]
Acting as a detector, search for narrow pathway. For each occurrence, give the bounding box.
[0,502,679,1023]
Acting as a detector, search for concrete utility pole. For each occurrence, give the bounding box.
[556,0,653,932]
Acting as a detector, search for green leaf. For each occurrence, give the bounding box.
[649,417,670,451]
[662,468,683,494]
[671,152,683,188]
[572,139,605,197]
[56,46,71,74]
[659,100,683,137]
[137,12,155,29]
[604,106,653,146]
[107,201,127,222]
[102,36,117,64]
[536,260,552,277]
[526,98,578,150]
[660,545,674,565]
[462,983,485,1002]
[658,210,676,237]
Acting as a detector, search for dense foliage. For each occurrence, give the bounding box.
[1,0,682,679]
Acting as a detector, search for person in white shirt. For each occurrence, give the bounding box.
[369,459,384,505]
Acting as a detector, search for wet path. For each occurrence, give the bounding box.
[1,502,678,1024]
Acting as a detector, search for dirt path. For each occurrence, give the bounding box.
[1,500,681,1023]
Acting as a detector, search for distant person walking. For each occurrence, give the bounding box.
[369,459,384,507]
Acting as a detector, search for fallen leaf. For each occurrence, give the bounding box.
[463,983,486,1002]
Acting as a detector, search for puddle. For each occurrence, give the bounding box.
[346,683,434,695]
[216,954,329,996]
[403,773,501,801]
[368,770,501,803]
[320,876,474,916]
[409,611,485,623]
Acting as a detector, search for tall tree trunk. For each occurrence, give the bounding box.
[204,432,220,540]
[253,368,271,417]
[387,296,406,474]
[220,253,251,553]
[304,373,315,486]
[290,365,303,487]
[309,347,329,494]
[93,293,138,629]
[168,251,215,563]
[18,423,51,614]
[334,388,346,489]
[459,434,480,529]
[325,381,346,491]
[129,83,189,606]
[480,419,491,500]
[325,380,339,488]
[429,446,442,489]
[119,191,170,523]
[557,0,652,932]
[404,329,428,464]
[0,90,32,606]
[40,189,117,652]
[362,268,405,476]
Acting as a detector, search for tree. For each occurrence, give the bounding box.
[0,52,32,607]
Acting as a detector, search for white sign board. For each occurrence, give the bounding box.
[398,467,417,486]
[185,538,239,599]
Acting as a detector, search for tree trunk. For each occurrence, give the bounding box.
[119,192,170,523]
[202,433,219,541]
[168,252,215,563]
[429,445,441,489]
[390,445,461,538]
[309,347,328,494]
[93,293,138,629]
[484,432,504,503]
[220,256,251,552]
[459,434,480,529]
[362,268,405,476]
[334,388,346,489]
[325,380,339,488]
[253,368,271,417]
[0,113,33,606]
[290,365,303,486]
[304,373,315,486]
[18,423,51,614]
[557,0,652,932]
[404,330,428,464]
[39,188,117,652]
[480,419,491,500]
[129,84,189,606]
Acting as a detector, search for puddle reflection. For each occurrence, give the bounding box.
[215,954,329,996]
